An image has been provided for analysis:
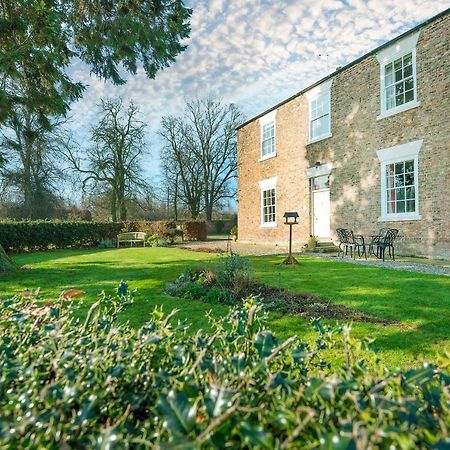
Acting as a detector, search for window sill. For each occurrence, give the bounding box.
[377,101,420,120]
[307,132,332,145]
[260,223,277,228]
[259,153,276,162]
[378,213,421,222]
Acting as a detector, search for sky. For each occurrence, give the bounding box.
[67,0,449,183]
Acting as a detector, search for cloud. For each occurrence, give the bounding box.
[67,0,449,178]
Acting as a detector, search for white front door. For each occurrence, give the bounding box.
[312,184,331,239]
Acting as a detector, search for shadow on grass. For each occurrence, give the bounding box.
[1,248,448,361]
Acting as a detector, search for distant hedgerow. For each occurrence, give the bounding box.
[0,289,449,448]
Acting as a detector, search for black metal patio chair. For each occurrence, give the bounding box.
[370,228,399,261]
[336,228,366,259]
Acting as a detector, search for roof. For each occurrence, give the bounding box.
[236,8,450,130]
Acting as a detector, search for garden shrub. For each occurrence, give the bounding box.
[0,291,449,449]
[122,220,178,243]
[183,220,207,241]
[216,254,252,289]
[0,221,123,252]
[215,220,225,234]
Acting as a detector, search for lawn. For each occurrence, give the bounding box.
[1,247,449,367]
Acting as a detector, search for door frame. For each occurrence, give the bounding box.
[306,163,332,239]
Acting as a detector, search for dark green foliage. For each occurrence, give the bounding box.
[0,220,122,252]
[0,0,191,126]
[203,287,235,305]
[216,254,252,288]
[0,292,449,448]
[97,238,115,248]
[0,243,16,271]
[230,225,238,236]
[215,220,225,234]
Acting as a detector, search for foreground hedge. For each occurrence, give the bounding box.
[0,221,123,252]
[0,290,449,449]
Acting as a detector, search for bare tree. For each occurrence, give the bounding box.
[160,116,204,219]
[0,107,67,218]
[160,98,243,220]
[65,98,148,221]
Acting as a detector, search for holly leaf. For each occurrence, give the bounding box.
[157,390,198,435]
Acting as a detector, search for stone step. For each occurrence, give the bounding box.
[304,244,337,253]
[316,241,336,247]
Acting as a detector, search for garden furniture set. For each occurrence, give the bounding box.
[336,228,399,261]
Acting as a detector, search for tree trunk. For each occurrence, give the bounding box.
[111,191,117,222]
[0,244,16,272]
[205,204,213,221]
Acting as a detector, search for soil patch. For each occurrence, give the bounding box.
[245,283,410,328]
[179,246,225,254]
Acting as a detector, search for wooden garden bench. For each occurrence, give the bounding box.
[117,232,147,248]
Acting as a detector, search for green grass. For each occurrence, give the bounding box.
[1,247,449,367]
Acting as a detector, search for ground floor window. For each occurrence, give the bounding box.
[385,160,416,214]
[258,176,277,227]
[376,140,422,221]
[262,188,276,224]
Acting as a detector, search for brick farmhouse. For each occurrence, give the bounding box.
[236,9,449,258]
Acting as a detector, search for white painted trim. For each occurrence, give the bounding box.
[305,78,333,100]
[307,132,332,145]
[258,109,277,126]
[377,140,422,222]
[307,80,332,143]
[306,163,332,179]
[259,153,276,162]
[376,31,420,65]
[378,213,422,222]
[259,222,277,228]
[258,176,278,190]
[259,177,277,227]
[377,100,420,120]
[259,116,276,160]
[376,139,423,163]
[377,31,419,119]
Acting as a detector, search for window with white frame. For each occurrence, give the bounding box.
[385,159,416,214]
[262,188,276,224]
[258,177,277,226]
[376,140,422,221]
[306,79,332,143]
[310,92,330,140]
[261,121,275,157]
[376,31,420,119]
[383,53,415,111]
[259,110,276,160]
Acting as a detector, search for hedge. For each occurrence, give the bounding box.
[122,220,178,241]
[0,290,449,448]
[0,221,122,252]
[183,220,207,241]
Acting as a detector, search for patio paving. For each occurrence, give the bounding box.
[176,238,450,276]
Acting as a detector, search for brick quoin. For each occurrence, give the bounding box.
[237,10,450,258]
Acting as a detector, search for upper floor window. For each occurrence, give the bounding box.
[377,31,420,119]
[261,121,275,157]
[376,140,422,221]
[306,79,333,144]
[383,53,415,111]
[259,110,276,160]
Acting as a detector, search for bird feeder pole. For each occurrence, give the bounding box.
[282,212,299,265]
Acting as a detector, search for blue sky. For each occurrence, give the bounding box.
[67,0,448,182]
